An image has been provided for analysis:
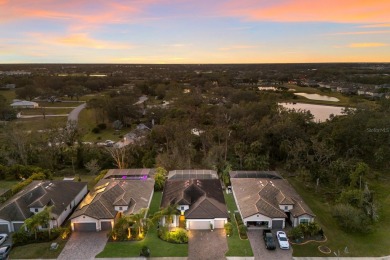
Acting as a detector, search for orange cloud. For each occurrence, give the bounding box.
[218,45,258,51]
[326,30,390,36]
[348,42,388,48]
[222,0,390,23]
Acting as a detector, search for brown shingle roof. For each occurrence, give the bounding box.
[161,179,228,219]
[231,178,314,219]
[71,178,154,220]
[0,181,87,221]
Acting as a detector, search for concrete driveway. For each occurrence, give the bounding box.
[188,229,228,260]
[58,231,108,260]
[247,229,292,260]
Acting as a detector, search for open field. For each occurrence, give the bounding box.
[282,84,375,107]
[97,191,188,257]
[37,101,83,107]
[0,89,16,102]
[19,107,73,116]
[8,117,67,131]
[289,176,390,257]
[78,108,131,142]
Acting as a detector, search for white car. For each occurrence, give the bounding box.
[276,231,290,249]
[0,234,8,246]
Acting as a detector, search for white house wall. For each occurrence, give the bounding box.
[293,214,314,227]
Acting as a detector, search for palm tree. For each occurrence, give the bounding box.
[128,208,151,237]
[152,204,179,229]
[22,206,53,240]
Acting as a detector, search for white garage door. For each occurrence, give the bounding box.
[214,220,225,229]
[188,220,210,230]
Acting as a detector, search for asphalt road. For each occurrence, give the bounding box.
[67,103,86,124]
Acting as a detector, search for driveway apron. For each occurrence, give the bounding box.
[247,229,292,260]
[188,229,228,260]
[58,231,108,260]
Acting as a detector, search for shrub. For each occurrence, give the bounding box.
[224,222,233,236]
[140,246,150,257]
[234,212,243,226]
[92,127,100,134]
[97,123,107,130]
[333,203,372,233]
[238,224,248,239]
[12,228,61,246]
[158,227,188,244]
[289,226,304,241]
[11,172,46,195]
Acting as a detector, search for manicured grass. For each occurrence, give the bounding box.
[9,238,67,259]
[283,84,374,107]
[289,177,390,257]
[20,108,73,116]
[10,117,67,131]
[224,193,254,257]
[96,191,188,258]
[0,180,19,190]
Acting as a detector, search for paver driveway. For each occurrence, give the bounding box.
[188,229,228,260]
[58,231,108,260]
[247,229,292,260]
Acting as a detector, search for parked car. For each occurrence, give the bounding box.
[262,229,276,250]
[0,234,7,246]
[0,245,11,260]
[276,231,290,250]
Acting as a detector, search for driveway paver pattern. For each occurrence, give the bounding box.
[58,231,108,260]
[188,229,228,260]
[247,229,292,260]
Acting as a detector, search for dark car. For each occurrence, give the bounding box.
[0,245,11,260]
[263,229,276,250]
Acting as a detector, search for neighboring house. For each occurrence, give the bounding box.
[0,180,87,233]
[160,169,228,230]
[70,171,154,232]
[103,168,155,180]
[10,100,39,109]
[0,84,16,90]
[115,124,152,148]
[230,171,315,229]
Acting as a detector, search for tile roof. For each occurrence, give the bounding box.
[161,179,228,219]
[231,178,314,219]
[0,181,87,221]
[71,178,154,220]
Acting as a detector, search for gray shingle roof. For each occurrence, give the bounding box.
[0,181,87,221]
[168,169,219,180]
[71,178,154,220]
[231,178,314,219]
[104,168,154,179]
[161,179,228,219]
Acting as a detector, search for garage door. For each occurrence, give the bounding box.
[73,222,97,232]
[101,221,112,231]
[0,224,9,233]
[13,223,24,232]
[214,220,225,229]
[188,220,210,230]
[272,220,284,229]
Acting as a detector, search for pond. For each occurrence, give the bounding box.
[279,102,345,122]
[294,93,340,102]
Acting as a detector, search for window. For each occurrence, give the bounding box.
[119,207,123,210]
[284,206,288,210]
[180,206,184,210]
[299,218,310,224]
[34,208,38,213]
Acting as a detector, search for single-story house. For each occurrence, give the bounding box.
[70,176,154,232]
[230,171,315,229]
[10,100,39,109]
[0,180,88,233]
[160,169,228,230]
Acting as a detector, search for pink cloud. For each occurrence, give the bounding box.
[221,0,390,23]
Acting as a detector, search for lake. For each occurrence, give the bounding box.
[279,102,345,122]
[294,93,340,102]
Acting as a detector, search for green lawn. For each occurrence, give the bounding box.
[224,193,254,257]
[10,117,67,131]
[20,108,73,116]
[0,89,16,103]
[96,191,188,258]
[78,108,131,142]
[289,177,390,257]
[37,101,84,107]
[283,84,374,107]
[0,180,19,190]
[9,238,67,259]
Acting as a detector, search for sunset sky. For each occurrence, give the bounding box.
[1,0,390,63]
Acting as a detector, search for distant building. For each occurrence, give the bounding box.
[10,100,39,108]
[0,84,16,89]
